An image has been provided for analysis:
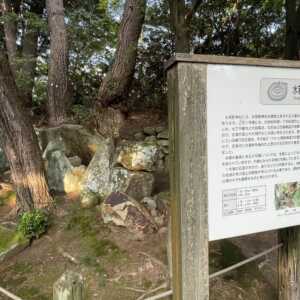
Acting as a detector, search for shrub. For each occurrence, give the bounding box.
[17,210,49,239]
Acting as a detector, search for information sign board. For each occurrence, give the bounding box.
[207,65,300,240]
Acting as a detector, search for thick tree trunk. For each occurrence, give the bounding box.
[169,0,191,53]
[97,0,146,107]
[19,1,45,106]
[0,51,53,214]
[285,0,300,59]
[2,0,19,78]
[19,30,39,106]
[46,0,69,126]
[2,0,44,107]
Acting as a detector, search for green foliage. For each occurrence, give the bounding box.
[71,104,92,124]
[17,210,49,240]
[23,11,48,33]
[191,0,285,57]
[66,2,119,105]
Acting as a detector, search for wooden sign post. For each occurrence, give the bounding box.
[167,54,300,300]
[167,58,209,300]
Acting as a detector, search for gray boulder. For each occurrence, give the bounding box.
[111,167,154,201]
[46,150,73,192]
[80,138,115,200]
[116,141,159,172]
[36,124,105,163]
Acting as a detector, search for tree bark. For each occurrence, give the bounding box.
[97,0,146,107]
[2,0,44,107]
[46,0,69,126]
[285,0,300,59]
[169,0,191,53]
[168,0,202,53]
[1,0,20,78]
[0,51,53,214]
[19,1,45,106]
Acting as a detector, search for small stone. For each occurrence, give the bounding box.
[157,140,169,147]
[143,127,156,135]
[68,156,82,167]
[155,126,165,134]
[141,197,157,210]
[134,132,145,141]
[144,136,157,143]
[162,147,169,154]
[157,130,169,139]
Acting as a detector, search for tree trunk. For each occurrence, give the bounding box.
[97,0,146,107]
[0,51,53,214]
[285,0,300,59]
[2,0,20,78]
[46,0,69,126]
[2,0,44,107]
[278,227,300,300]
[168,0,191,53]
[19,1,45,106]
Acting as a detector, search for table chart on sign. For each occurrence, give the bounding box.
[222,186,266,216]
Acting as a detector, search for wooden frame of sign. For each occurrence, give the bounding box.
[166,54,300,300]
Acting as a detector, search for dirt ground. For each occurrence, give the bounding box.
[0,195,278,300]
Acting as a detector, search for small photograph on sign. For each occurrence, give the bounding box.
[275,182,300,210]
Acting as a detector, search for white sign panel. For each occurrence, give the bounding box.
[207,64,300,241]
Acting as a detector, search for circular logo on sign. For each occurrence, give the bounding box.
[267,81,288,101]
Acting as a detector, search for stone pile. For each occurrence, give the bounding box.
[2,124,170,236]
[134,126,169,173]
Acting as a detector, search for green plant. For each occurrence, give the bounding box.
[17,210,49,239]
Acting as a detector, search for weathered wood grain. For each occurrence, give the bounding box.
[166,53,300,70]
[278,227,300,300]
[168,62,209,300]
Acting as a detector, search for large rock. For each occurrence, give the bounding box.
[101,192,158,234]
[116,141,159,172]
[36,124,105,164]
[111,167,154,201]
[46,150,73,192]
[80,138,115,200]
[94,107,125,138]
[42,138,66,160]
